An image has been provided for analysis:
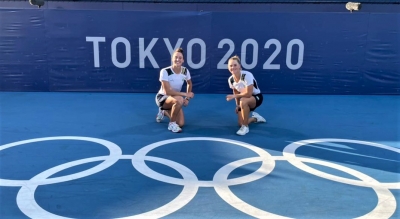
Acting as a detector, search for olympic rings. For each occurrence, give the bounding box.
[16,155,199,219]
[0,136,122,186]
[0,136,398,218]
[131,137,276,187]
[283,138,400,189]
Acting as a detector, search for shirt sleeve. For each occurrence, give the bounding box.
[159,69,168,82]
[228,77,234,89]
[244,72,255,86]
[185,68,191,81]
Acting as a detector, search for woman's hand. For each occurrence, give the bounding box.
[235,105,241,114]
[186,92,194,99]
[226,94,235,101]
[183,98,190,107]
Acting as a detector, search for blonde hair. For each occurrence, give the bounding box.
[229,55,240,63]
[228,55,242,69]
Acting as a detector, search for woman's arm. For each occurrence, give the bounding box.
[233,85,253,99]
[186,79,193,94]
[183,79,193,106]
[162,81,189,97]
[233,88,240,106]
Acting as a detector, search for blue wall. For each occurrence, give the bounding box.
[0,4,399,94]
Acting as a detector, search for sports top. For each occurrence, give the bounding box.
[228,70,261,95]
[158,66,191,95]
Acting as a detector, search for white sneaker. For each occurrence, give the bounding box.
[156,110,164,123]
[168,122,182,133]
[236,125,249,135]
[252,112,266,123]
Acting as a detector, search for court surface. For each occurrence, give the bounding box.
[0,92,399,219]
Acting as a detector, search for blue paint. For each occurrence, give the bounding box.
[0,92,399,218]
[0,7,399,94]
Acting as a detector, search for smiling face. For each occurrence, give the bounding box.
[228,58,241,75]
[172,51,184,67]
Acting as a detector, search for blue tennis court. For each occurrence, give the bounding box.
[0,92,399,218]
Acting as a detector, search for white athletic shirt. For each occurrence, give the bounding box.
[228,70,261,95]
[158,66,191,95]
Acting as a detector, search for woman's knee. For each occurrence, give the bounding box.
[173,96,184,107]
[240,98,255,109]
[239,99,249,108]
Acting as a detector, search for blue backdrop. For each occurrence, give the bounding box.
[0,8,399,94]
